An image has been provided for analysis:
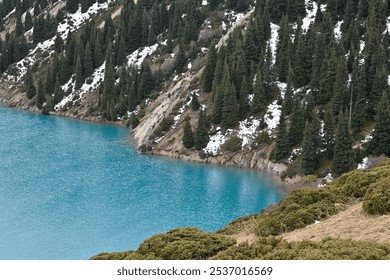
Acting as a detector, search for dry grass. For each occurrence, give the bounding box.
[282,202,390,244]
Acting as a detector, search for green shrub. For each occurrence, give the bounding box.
[363,177,390,215]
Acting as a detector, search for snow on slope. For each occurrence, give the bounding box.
[127,44,159,68]
[302,0,317,33]
[4,1,115,82]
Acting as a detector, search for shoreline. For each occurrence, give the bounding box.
[0,80,308,192]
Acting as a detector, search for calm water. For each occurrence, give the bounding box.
[0,104,282,260]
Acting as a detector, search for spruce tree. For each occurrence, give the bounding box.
[201,43,217,93]
[274,108,290,160]
[191,94,200,111]
[182,118,194,148]
[301,112,323,174]
[222,81,238,128]
[194,110,209,150]
[288,98,305,147]
[65,0,79,14]
[25,66,36,99]
[83,42,94,78]
[238,76,250,120]
[368,91,390,156]
[75,55,83,90]
[323,105,335,160]
[36,79,46,109]
[251,70,266,114]
[333,113,355,176]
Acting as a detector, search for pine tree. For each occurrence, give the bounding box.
[182,118,194,148]
[251,70,266,114]
[65,0,79,14]
[83,42,94,78]
[274,108,290,160]
[25,66,36,99]
[36,79,46,109]
[175,41,186,74]
[323,105,335,160]
[368,91,390,156]
[301,112,322,174]
[284,63,294,115]
[75,55,83,90]
[333,112,355,176]
[288,98,305,147]
[222,81,238,128]
[238,76,250,120]
[194,110,209,150]
[201,43,217,92]
[191,94,200,111]
[15,15,24,37]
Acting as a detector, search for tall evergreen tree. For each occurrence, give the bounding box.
[194,110,209,150]
[182,118,194,149]
[25,66,36,99]
[333,112,355,176]
[201,43,217,93]
[368,91,390,156]
[36,79,46,109]
[301,112,323,174]
[274,107,290,160]
[222,81,238,128]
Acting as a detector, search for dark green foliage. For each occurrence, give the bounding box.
[274,108,289,160]
[182,118,194,148]
[25,67,36,99]
[175,42,186,74]
[202,43,217,93]
[287,97,305,147]
[221,81,238,128]
[333,113,355,176]
[194,110,209,150]
[301,114,322,175]
[251,70,266,114]
[36,79,46,109]
[65,0,79,14]
[368,91,390,157]
[363,177,390,215]
[190,94,200,111]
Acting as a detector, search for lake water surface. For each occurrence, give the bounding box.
[0,104,282,259]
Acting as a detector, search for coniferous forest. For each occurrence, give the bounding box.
[0,0,390,178]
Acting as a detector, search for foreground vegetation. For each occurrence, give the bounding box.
[92,159,390,260]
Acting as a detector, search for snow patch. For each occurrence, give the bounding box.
[203,128,233,156]
[202,0,208,5]
[302,0,318,33]
[361,129,374,144]
[237,118,260,148]
[127,44,159,68]
[288,148,302,163]
[269,23,280,63]
[264,100,282,136]
[334,20,343,41]
[358,157,369,170]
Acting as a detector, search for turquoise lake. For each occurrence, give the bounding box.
[0,104,282,260]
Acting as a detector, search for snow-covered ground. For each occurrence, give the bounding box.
[127,44,159,68]
[263,100,282,136]
[269,23,280,63]
[203,128,233,156]
[358,157,369,170]
[361,129,374,144]
[302,0,317,33]
[334,20,343,41]
[237,118,260,148]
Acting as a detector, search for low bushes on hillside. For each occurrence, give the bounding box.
[91,227,235,260]
[213,238,390,260]
[363,177,390,215]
